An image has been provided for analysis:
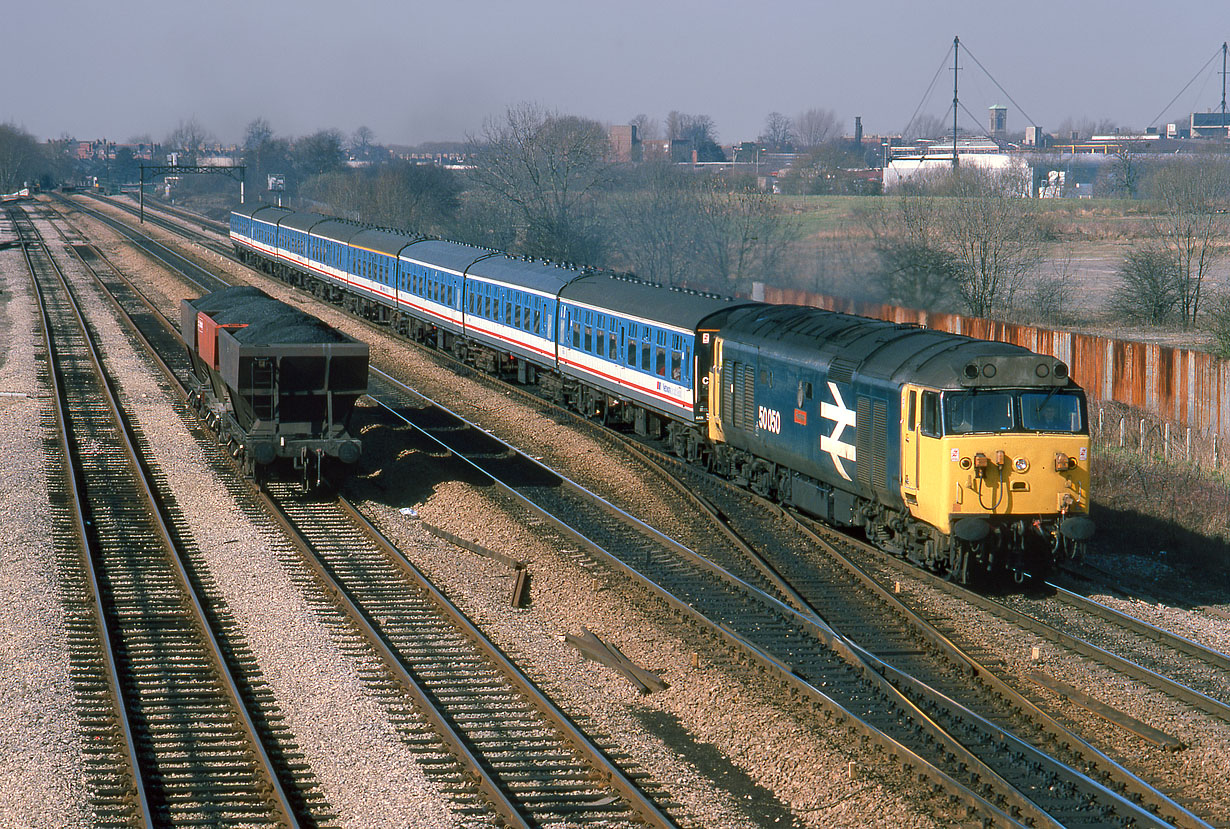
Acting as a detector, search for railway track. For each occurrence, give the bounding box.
[37,200,679,828]
[600,431,1229,826]
[262,485,676,827]
[364,368,1194,829]
[48,193,1229,826]
[10,206,311,826]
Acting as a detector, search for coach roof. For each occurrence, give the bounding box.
[350,226,423,258]
[234,203,294,222]
[467,254,585,296]
[399,239,492,274]
[561,272,751,330]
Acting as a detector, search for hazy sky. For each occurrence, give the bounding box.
[7,1,1229,147]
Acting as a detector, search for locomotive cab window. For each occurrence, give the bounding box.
[920,391,940,437]
[1021,391,1084,433]
[942,389,1084,435]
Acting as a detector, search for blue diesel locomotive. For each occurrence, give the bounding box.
[230,204,1093,581]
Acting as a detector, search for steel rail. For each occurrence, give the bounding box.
[12,205,302,828]
[333,495,677,827]
[49,194,1200,826]
[46,200,673,829]
[10,207,156,829]
[367,368,1119,829]
[1044,580,1230,673]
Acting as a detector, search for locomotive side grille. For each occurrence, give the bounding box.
[856,397,872,486]
[872,400,887,487]
[737,363,756,431]
[828,358,856,384]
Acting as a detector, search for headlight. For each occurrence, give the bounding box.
[1013,457,1029,473]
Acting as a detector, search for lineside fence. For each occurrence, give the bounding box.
[755,284,1230,473]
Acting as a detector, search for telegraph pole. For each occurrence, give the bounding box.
[952,35,960,167]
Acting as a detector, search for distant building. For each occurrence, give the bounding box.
[1190,111,1230,138]
[608,125,642,162]
[882,137,1017,189]
[989,105,1007,139]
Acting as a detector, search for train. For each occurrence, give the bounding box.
[181,285,369,488]
[230,204,1094,582]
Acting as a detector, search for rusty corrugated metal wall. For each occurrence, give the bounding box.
[760,286,1230,444]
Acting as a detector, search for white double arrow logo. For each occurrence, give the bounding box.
[819,381,857,480]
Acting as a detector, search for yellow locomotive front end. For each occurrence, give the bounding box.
[901,354,1093,581]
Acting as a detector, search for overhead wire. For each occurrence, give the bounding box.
[903,44,954,138]
[1146,45,1222,130]
[959,43,1039,128]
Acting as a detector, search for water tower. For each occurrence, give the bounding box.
[989,105,1007,138]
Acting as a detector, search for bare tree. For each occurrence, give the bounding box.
[629,113,660,141]
[1021,251,1077,325]
[350,125,376,159]
[1148,157,1230,325]
[1202,290,1230,358]
[243,118,273,153]
[793,108,838,149]
[1105,141,1143,198]
[294,129,346,177]
[865,182,961,309]
[759,112,794,151]
[691,176,795,292]
[1054,116,1121,141]
[0,123,43,192]
[904,113,948,141]
[665,110,685,141]
[1108,246,1181,324]
[607,161,703,284]
[301,161,461,234]
[866,165,1042,317]
[468,102,611,262]
[166,118,213,163]
[940,164,1042,317]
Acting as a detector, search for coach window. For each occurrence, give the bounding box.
[655,346,666,376]
[533,307,541,334]
[608,331,617,360]
[671,349,682,381]
[584,325,593,353]
[920,391,940,437]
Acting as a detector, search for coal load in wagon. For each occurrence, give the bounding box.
[189,286,351,345]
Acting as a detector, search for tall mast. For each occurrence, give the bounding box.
[953,35,960,167]
[1222,41,1227,133]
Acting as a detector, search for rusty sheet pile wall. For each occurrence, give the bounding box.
[761,285,1230,466]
